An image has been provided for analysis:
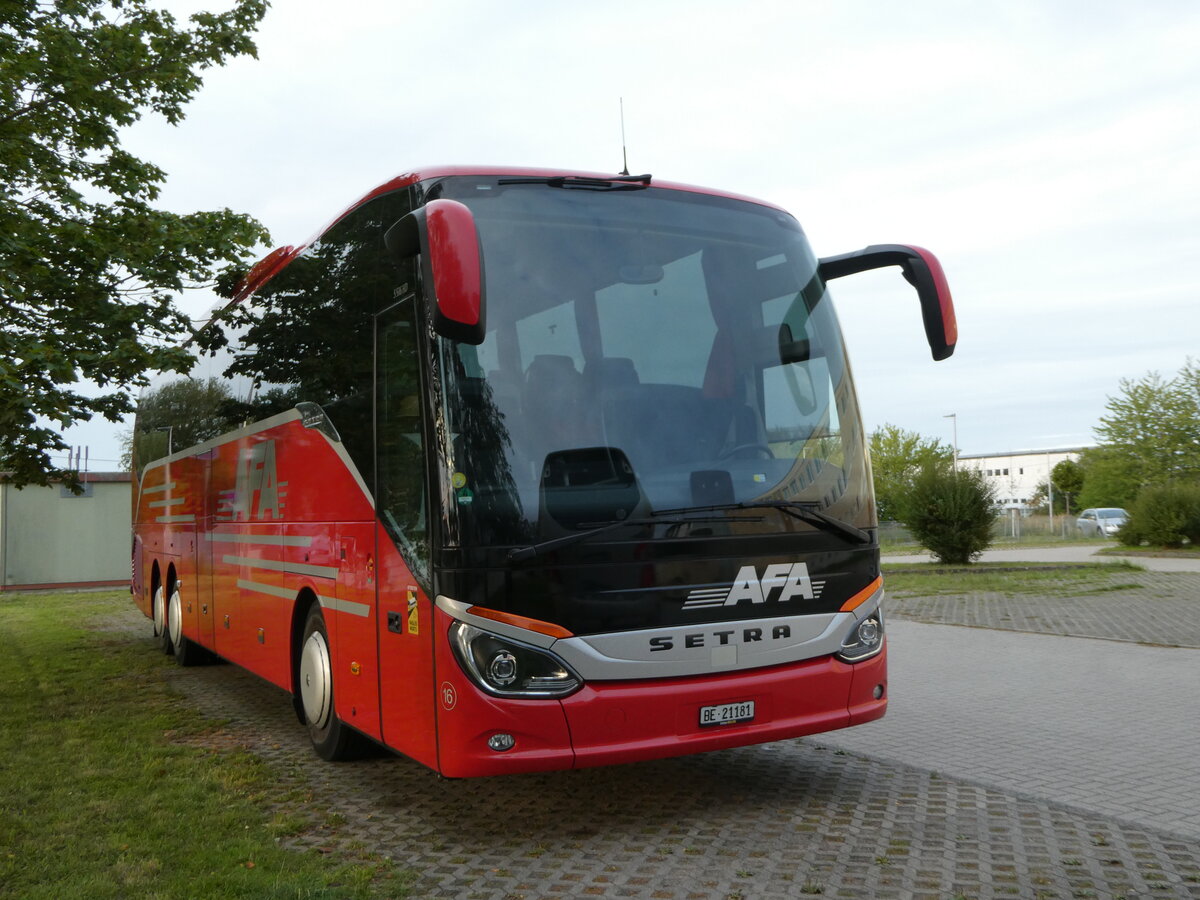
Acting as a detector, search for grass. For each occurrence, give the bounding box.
[881,560,1145,598]
[0,590,411,900]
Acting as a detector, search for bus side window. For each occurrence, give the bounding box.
[376,297,429,583]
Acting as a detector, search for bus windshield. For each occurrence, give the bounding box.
[426,179,873,550]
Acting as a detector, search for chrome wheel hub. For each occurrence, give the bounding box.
[299,630,332,728]
[153,586,165,636]
[168,588,183,648]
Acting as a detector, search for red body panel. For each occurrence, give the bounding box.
[564,657,861,770]
[375,531,440,770]
[133,411,449,763]
[432,606,576,777]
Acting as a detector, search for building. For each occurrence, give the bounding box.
[0,472,131,591]
[958,447,1089,513]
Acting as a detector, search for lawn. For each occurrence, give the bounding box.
[0,590,410,899]
[880,560,1146,598]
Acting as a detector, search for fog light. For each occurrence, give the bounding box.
[873,684,885,700]
[487,650,518,686]
[487,733,516,752]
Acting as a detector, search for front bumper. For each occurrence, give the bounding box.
[431,606,886,777]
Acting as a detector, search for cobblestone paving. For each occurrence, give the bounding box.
[883,570,1200,648]
[94,589,1200,900]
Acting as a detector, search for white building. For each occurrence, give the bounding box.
[958,447,1090,513]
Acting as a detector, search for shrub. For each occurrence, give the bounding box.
[1119,481,1200,548]
[896,463,998,564]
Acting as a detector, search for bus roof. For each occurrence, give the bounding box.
[230,165,790,304]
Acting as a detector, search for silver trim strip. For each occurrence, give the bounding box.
[144,408,302,468]
[553,612,850,680]
[224,555,338,580]
[142,482,175,495]
[207,532,314,548]
[237,578,370,618]
[149,498,185,509]
[436,587,887,681]
[318,595,372,618]
[156,515,196,524]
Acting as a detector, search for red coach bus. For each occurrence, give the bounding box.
[131,167,955,777]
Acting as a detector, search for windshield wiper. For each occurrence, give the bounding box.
[496,174,652,191]
[507,500,868,563]
[507,511,758,562]
[655,500,873,545]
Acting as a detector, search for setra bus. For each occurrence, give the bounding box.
[131,166,956,777]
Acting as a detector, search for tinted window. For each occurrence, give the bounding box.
[194,190,413,479]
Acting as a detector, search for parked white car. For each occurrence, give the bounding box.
[1076,507,1127,538]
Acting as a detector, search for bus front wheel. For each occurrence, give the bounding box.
[298,604,362,761]
[167,585,203,666]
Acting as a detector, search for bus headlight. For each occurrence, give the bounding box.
[835,612,885,663]
[449,622,582,698]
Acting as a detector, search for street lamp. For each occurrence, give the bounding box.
[943,413,958,472]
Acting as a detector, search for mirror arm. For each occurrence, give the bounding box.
[818,244,957,361]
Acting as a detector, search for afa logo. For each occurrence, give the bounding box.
[218,440,288,521]
[682,562,825,610]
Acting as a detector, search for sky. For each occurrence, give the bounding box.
[60,0,1200,471]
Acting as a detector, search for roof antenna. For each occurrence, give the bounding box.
[619,97,630,176]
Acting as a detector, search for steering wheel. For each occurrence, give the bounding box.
[717,443,774,460]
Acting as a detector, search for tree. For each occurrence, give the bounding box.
[1077,445,1140,510]
[1051,459,1085,516]
[122,376,233,471]
[1079,361,1200,509]
[1,0,269,488]
[896,463,998,564]
[868,424,953,521]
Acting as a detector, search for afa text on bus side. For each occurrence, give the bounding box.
[131,166,957,778]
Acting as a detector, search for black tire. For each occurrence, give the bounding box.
[167,585,203,666]
[298,604,365,761]
[153,584,173,655]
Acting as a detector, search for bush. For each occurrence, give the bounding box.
[897,463,998,564]
[1118,481,1200,548]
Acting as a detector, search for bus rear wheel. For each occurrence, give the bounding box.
[152,585,172,655]
[298,604,365,761]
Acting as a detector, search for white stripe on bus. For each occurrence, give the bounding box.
[223,555,339,580]
[208,532,314,548]
[236,578,369,618]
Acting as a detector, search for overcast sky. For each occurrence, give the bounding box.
[63,0,1200,470]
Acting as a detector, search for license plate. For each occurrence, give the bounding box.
[699,700,755,727]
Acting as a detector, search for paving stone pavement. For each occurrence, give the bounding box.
[883,570,1200,648]
[810,620,1200,843]
[96,574,1200,900]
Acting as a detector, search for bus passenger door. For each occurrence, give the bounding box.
[374,296,439,768]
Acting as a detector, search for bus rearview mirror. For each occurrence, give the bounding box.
[817,244,957,361]
[385,199,486,345]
